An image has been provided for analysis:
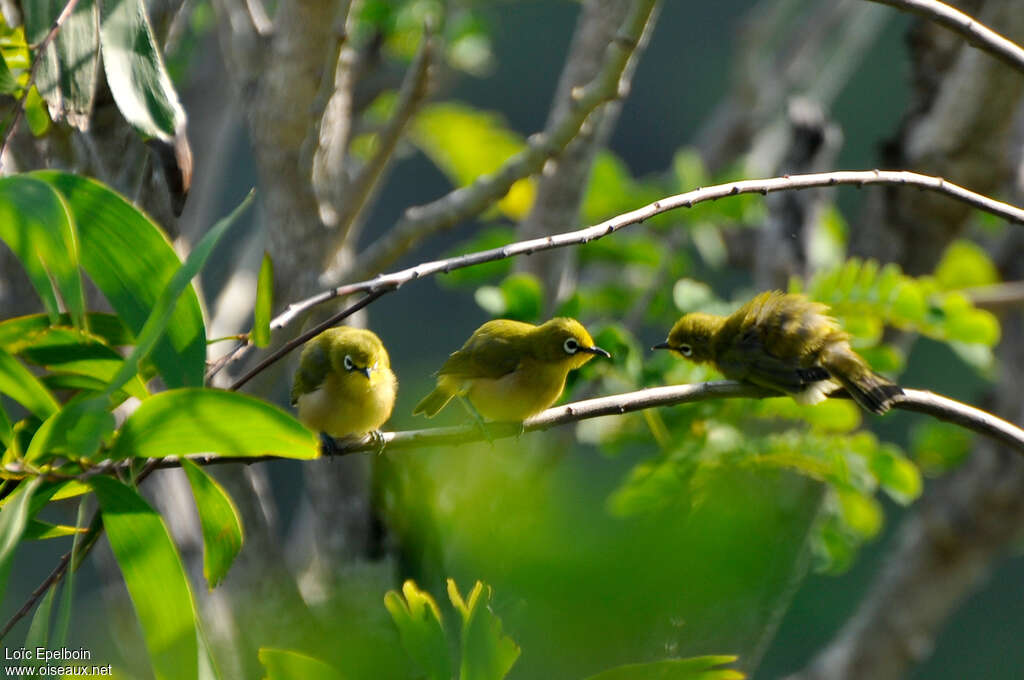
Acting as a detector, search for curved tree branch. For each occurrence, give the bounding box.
[866,0,1024,74]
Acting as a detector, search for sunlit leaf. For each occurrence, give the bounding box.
[447,579,520,680]
[258,648,346,680]
[91,476,199,680]
[26,396,114,460]
[181,460,243,589]
[22,519,87,540]
[582,655,745,680]
[384,580,452,680]
[110,388,319,460]
[0,313,135,353]
[411,102,534,219]
[34,171,206,388]
[104,191,252,397]
[0,175,85,328]
[253,252,274,348]
[934,240,999,290]
[99,0,185,143]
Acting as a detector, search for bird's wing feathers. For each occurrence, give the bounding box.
[717,327,828,392]
[438,327,521,380]
[291,341,330,404]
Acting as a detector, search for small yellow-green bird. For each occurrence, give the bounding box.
[652,291,903,414]
[291,327,397,438]
[413,317,611,422]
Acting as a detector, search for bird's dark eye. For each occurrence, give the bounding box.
[343,355,355,370]
[563,338,579,354]
[679,344,693,357]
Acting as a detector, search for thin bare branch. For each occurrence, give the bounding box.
[0,0,81,166]
[322,25,435,253]
[4,384,1014,481]
[866,0,1024,74]
[350,0,660,279]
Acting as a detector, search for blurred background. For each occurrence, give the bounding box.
[3,0,1024,678]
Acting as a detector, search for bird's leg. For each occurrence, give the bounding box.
[457,396,493,445]
[368,429,387,454]
[319,432,340,457]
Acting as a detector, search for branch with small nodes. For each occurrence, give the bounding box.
[866,0,1024,75]
[211,169,1024,388]
[0,0,82,165]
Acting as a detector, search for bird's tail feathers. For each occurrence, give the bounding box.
[413,386,454,417]
[822,346,903,414]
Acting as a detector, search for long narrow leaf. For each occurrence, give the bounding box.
[0,347,59,419]
[34,171,206,388]
[103,190,254,397]
[258,648,345,680]
[54,499,87,648]
[91,476,199,680]
[581,656,745,680]
[25,582,57,667]
[181,460,243,589]
[0,478,41,605]
[0,176,85,327]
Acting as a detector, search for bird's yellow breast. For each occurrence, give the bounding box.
[457,357,573,421]
[297,369,397,437]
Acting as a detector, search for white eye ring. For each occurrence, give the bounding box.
[343,355,355,370]
[563,338,579,354]
[679,344,693,357]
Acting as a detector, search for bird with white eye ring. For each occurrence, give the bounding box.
[291,327,397,451]
[414,317,611,423]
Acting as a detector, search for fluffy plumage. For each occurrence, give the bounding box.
[292,327,397,437]
[414,317,610,421]
[653,291,902,414]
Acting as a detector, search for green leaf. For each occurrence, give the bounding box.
[258,648,346,680]
[110,388,319,460]
[911,421,971,475]
[447,579,520,680]
[411,102,534,219]
[181,460,243,589]
[0,52,17,93]
[23,0,99,129]
[673,279,715,313]
[441,226,516,287]
[25,581,57,659]
[91,476,199,680]
[0,313,135,353]
[24,86,51,136]
[104,191,253,397]
[253,252,274,348]
[17,327,149,401]
[934,240,999,290]
[582,656,745,680]
[22,519,87,540]
[54,499,87,647]
[867,446,922,505]
[99,0,185,143]
[500,273,542,322]
[0,347,60,419]
[0,175,85,327]
[384,580,452,680]
[0,478,41,605]
[0,401,10,448]
[34,171,206,388]
[26,396,115,460]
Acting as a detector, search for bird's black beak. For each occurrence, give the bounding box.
[357,366,372,379]
[584,346,612,359]
[651,341,671,351]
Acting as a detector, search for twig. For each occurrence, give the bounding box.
[966,280,1024,310]
[321,24,435,257]
[866,0,1024,74]
[350,0,659,279]
[210,169,1024,379]
[0,0,81,165]
[1,384,1012,481]
[228,289,386,391]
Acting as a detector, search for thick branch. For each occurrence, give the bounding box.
[866,0,1024,74]
[350,0,659,279]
